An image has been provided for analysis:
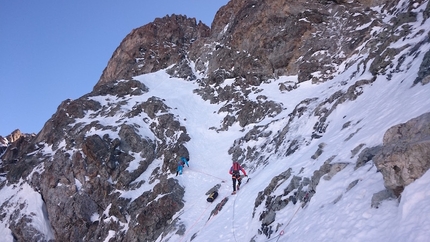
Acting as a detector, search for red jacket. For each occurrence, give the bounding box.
[229,162,247,176]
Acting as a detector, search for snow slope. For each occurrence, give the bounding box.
[142,60,430,241]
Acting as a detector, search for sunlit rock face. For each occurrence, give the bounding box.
[96,14,210,88]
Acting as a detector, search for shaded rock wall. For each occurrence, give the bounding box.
[2,79,189,241]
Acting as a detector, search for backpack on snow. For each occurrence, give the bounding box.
[206,191,218,202]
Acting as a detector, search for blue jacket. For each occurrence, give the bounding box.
[179,157,189,167]
[176,157,189,175]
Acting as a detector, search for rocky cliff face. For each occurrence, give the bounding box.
[373,112,430,196]
[2,79,189,241]
[97,14,210,87]
[1,0,430,241]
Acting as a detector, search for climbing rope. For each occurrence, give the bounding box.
[187,167,226,182]
[232,191,239,242]
[263,204,301,242]
[229,175,302,242]
[204,196,228,229]
[231,177,251,242]
[179,202,212,242]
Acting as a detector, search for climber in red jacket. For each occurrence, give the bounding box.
[229,161,247,194]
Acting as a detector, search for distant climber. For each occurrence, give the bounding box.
[229,161,247,194]
[176,157,189,176]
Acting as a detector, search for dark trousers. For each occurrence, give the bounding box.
[232,175,242,191]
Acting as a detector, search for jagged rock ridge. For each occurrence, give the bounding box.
[97,14,210,87]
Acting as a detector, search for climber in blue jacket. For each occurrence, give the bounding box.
[176,157,189,176]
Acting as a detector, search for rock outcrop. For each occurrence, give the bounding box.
[96,14,210,88]
[0,135,8,157]
[1,79,190,241]
[191,0,386,86]
[0,130,36,180]
[374,112,430,196]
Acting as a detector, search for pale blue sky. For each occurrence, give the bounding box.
[0,0,229,136]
